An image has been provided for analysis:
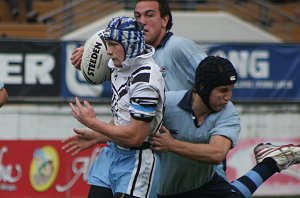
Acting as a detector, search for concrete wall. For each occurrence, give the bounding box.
[1,103,299,140]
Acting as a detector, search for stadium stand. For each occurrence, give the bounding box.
[0,0,63,39]
[0,0,299,42]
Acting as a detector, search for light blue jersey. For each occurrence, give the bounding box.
[0,82,4,89]
[153,32,207,91]
[153,33,229,180]
[158,90,241,195]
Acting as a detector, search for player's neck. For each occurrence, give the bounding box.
[191,93,210,123]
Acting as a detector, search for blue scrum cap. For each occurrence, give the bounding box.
[103,16,145,59]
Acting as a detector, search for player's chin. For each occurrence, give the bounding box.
[212,105,224,112]
[112,59,122,67]
[144,33,151,42]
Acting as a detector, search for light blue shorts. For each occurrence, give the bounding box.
[88,142,160,198]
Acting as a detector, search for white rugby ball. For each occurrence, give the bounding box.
[81,30,110,85]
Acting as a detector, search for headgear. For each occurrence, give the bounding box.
[194,56,238,111]
[103,16,145,60]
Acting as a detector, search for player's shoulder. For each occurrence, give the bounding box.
[166,90,187,105]
[167,34,197,47]
[164,34,203,57]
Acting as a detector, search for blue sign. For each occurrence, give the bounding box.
[206,44,300,101]
[2,40,300,102]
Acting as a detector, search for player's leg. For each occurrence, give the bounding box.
[87,145,114,197]
[113,146,160,198]
[88,185,113,198]
[157,173,241,198]
[230,143,300,198]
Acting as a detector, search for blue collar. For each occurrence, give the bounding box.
[156,31,173,50]
[178,90,202,128]
[178,90,193,112]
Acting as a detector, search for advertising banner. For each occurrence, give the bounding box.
[1,40,300,101]
[0,140,104,198]
[0,139,299,197]
[0,40,62,97]
[207,44,300,102]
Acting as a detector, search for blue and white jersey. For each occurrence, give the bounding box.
[153,32,207,91]
[158,90,240,195]
[0,82,4,89]
[109,45,165,140]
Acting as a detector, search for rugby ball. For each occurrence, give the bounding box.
[81,30,110,85]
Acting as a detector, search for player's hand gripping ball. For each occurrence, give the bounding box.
[81,30,110,85]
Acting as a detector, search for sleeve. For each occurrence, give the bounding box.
[167,37,207,89]
[210,102,241,147]
[128,82,160,122]
[170,36,206,66]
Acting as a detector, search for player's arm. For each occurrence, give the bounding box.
[61,119,115,156]
[0,87,8,108]
[70,97,150,147]
[90,118,150,148]
[150,126,231,164]
[61,128,108,155]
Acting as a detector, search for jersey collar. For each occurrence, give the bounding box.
[178,90,202,128]
[156,31,173,50]
[178,90,193,112]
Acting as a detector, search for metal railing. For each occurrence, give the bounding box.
[37,0,300,42]
[37,0,123,39]
[255,0,300,26]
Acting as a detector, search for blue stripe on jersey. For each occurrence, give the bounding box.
[131,103,156,113]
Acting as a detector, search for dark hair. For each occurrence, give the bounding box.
[136,0,173,30]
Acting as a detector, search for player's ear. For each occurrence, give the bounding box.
[161,15,169,28]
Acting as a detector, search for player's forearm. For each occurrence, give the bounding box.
[93,131,111,144]
[89,119,148,147]
[170,140,226,164]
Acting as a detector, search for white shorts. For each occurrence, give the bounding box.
[88,142,160,198]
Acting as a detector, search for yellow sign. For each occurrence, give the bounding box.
[29,145,59,192]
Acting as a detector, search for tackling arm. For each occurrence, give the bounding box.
[150,127,232,164]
